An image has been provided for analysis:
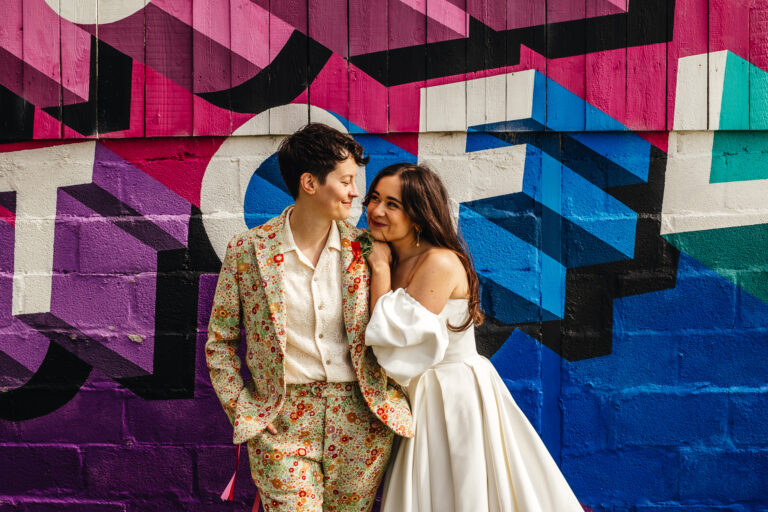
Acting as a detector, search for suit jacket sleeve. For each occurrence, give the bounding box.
[205,236,244,425]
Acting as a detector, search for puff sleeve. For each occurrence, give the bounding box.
[365,288,449,386]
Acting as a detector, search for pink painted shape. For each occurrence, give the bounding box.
[193,92,232,136]
[507,0,546,31]
[32,107,61,139]
[145,60,193,137]
[349,63,389,133]
[271,8,298,61]
[381,133,419,156]
[0,0,23,57]
[586,48,626,129]
[59,6,91,104]
[708,0,749,61]
[399,0,468,38]
[100,137,227,207]
[230,0,273,74]
[309,54,349,126]
[0,140,70,154]
[626,43,667,130]
[349,0,388,57]
[310,0,349,57]
[637,131,668,153]
[152,0,193,25]
[0,204,14,227]
[465,0,506,33]
[666,0,707,130]
[0,0,90,105]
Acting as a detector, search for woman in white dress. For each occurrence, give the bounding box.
[362,163,585,512]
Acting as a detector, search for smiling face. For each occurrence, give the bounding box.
[365,174,417,243]
[305,155,360,220]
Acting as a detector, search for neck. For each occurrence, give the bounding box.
[289,200,334,248]
[390,236,430,262]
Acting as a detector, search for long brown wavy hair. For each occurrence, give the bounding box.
[364,163,484,331]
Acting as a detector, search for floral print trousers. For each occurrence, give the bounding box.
[247,382,394,512]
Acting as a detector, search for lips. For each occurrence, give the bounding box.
[370,220,387,228]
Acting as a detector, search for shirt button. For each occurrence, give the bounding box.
[326,359,332,365]
[318,333,324,339]
[317,304,324,310]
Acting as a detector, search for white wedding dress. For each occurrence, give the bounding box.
[366,289,584,512]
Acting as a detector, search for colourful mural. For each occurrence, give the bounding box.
[1,0,767,510]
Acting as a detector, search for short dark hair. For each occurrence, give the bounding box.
[277,123,369,198]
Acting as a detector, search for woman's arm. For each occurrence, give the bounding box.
[367,241,393,313]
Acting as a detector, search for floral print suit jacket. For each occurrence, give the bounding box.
[206,208,414,444]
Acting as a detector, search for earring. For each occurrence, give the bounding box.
[415,227,421,247]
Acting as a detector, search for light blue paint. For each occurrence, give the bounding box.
[569,132,650,183]
[523,147,637,259]
[460,206,566,321]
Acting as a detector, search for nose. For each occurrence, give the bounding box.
[369,200,385,218]
[350,180,359,198]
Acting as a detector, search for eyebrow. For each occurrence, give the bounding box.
[371,190,402,205]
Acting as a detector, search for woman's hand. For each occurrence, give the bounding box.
[366,241,392,273]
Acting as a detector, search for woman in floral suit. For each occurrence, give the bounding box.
[205,124,412,512]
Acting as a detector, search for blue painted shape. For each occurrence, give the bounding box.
[251,153,290,197]
[243,174,292,229]
[546,75,585,131]
[490,329,542,382]
[468,118,546,132]
[569,132,650,183]
[490,251,768,506]
[584,102,628,132]
[460,206,565,322]
[465,132,515,152]
[718,51,750,130]
[523,147,637,260]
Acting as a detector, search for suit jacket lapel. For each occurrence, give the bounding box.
[338,221,369,353]
[253,209,289,355]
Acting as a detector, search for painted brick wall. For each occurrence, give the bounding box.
[1,0,768,510]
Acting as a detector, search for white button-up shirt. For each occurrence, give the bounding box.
[282,208,357,384]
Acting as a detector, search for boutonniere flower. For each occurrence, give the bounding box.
[346,231,375,272]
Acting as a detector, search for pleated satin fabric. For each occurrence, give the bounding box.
[366,289,584,512]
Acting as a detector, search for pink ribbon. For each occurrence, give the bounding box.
[220,444,261,511]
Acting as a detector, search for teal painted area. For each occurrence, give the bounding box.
[710,132,768,183]
[663,223,768,304]
[718,52,750,130]
[750,58,768,129]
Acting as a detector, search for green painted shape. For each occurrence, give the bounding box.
[750,56,768,129]
[664,223,768,305]
[718,51,750,130]
[710,131,768,183]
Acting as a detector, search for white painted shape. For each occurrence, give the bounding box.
[708,50,730,131]
[661,131,768,234]
[673,53,709,130]
[420,81,467,132]
[270,103,309,135]
[421,70,536,132]
[506,70,537,124]
[201,105,363,260]
[52,0,146,24]
[0,142,96,315]
[418,132,527,226]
